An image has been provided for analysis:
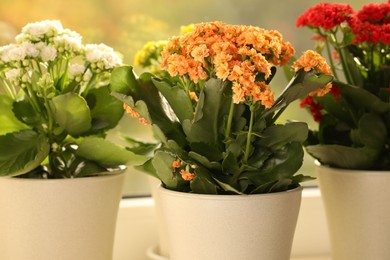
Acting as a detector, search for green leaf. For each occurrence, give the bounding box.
[51,92,92,136]
[352,113,387,149]
[152,150,188,191]
[86,86,124,133]
[12,99,42,126]
[122,136,159,156]
[190,166,219,194]
[110,66,187,146]
[213,177,244,194]
[244,142,304,184]
[184,78,230,145]
[260,142,304,180]
[188,151,221,170]
[221,152,240,176]
[337,80,390,114]
[266,69,333,117]
[152,77,194,122]
[306,144,377,169]
[257,122,308,150]
[76,137,147,166]
[109,66,139,95]
[135,158,158,178]
[0,94,30,135]
[0,130,50,176]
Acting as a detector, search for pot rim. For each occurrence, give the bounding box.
[157,184,303,201]
[0,168,126,183]
[315,160,390,176]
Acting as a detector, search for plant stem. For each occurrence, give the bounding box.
[325,39,339,80]
[1,79,17,99]
[224,99,235,140]
[43,96,54,141]
[328,31,354,85]
[244,105,254,163]
[25,83,42,116]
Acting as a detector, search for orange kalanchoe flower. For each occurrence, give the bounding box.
[123,103,140,118]
[172,160,181,168]
[292,50,333,96]
[180,169,195,181]
[160,21,295,108]
[123,103,149,125]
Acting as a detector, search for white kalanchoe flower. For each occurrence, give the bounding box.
[53,29,83,55]
[37,72,54,89]
[85,43,122,72]
[21,42,39,58]
[16,20,63,43]
[39,44,57,62]
[68,63,86,81]
[5,68,21,83]
[82,69,93,82]
[2,44,27,63]
[0,44,14,63]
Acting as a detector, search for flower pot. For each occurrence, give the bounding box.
[148,176,170,258]
[316,163,390,260]
[157,184,303,260]
[0,171,125,260]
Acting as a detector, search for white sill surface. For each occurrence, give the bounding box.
[113,187,330,260]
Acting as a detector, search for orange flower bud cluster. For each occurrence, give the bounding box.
[160,21,296,108]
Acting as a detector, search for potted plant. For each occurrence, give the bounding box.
[111,21,333,260]
[0,20,143,260]
[296,2,390,259]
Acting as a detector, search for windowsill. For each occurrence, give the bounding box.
[113,186,330,260]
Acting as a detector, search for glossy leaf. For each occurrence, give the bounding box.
[86,86,124,133]
[0,95,30,135]
[76,137,147,166]
[0,130,50,176]
[184,78,230,145]
[152,77,194,123]
[51,93,92,136]
[110,66,187,146]
[306,144,377,169]
[152,150,188,191]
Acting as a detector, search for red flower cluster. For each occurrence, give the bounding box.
[296,3,353,30]
[300,96,324,122]
[300,85,341,122]
[350,3,390,44]
[297,2,390,44]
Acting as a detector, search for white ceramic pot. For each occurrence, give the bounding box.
[0,172,125,260]
[316,163,390,260]
[148,176,170,258]
[157,185,303,260]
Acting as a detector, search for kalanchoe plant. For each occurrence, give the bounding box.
[0,20,142,178]
[111,21,333,194]
[297,2,390,170]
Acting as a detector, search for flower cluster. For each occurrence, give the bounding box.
[111,21,333,194]
[0,20,122,99]
[296,3,353,30]
[350,3,390,44]
[134,40,168,77]
[297,2,390,170]
[0,20,136,178]
[160,21,295,107]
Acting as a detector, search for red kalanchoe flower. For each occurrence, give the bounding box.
[329,84,341,101]
[296,3,354,30]
[300,96,324,122]
[349,3,390,44]
[355,3,390,24]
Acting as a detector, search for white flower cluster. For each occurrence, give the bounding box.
[0,20,122,95]
[85,43,122,73]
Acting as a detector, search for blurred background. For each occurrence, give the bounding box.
[0,0,379,195]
